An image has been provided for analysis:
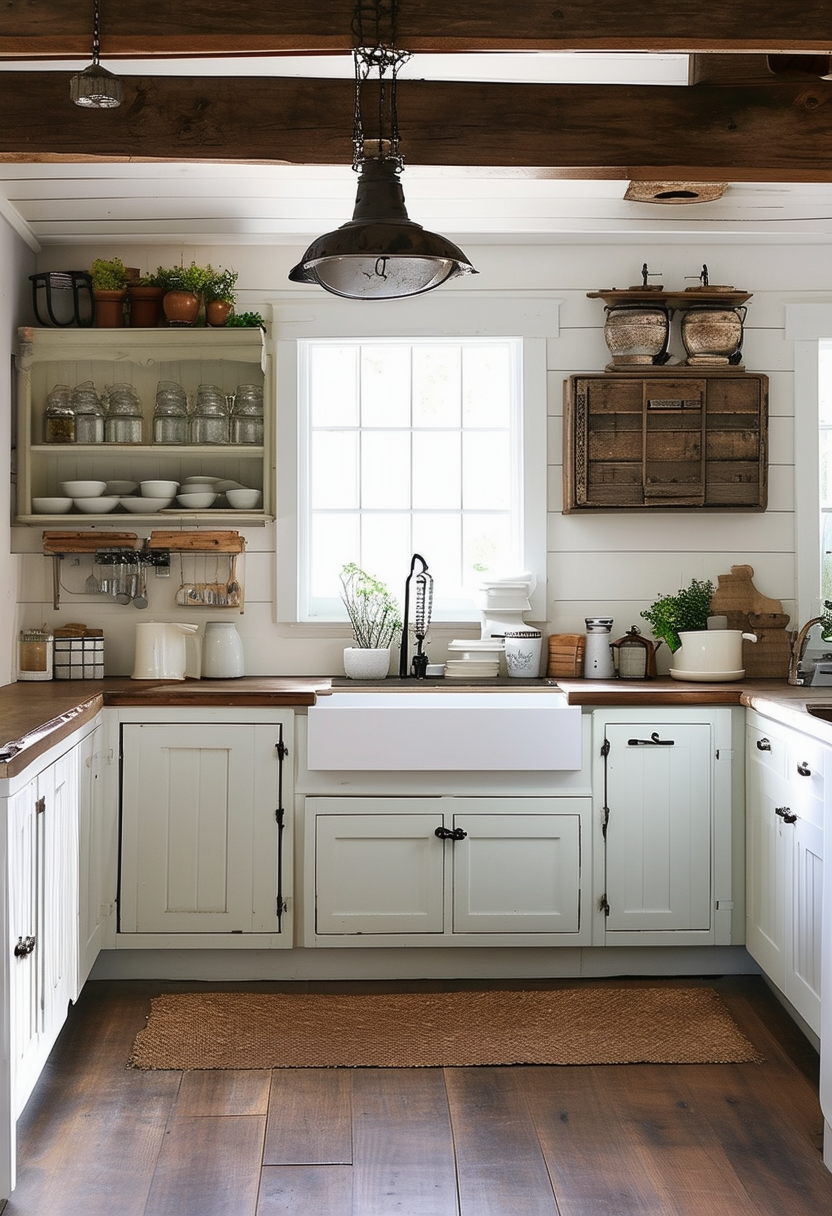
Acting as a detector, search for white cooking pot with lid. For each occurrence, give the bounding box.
[670,629,757,682]
[132,621,201,681]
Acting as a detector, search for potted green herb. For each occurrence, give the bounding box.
[90,256,128,327]
[204,266,239,327]
[227,310,267,330]
[127,270,166,328]
[340,562,402,679]
[640,577,715,654]
[157,262,213,325]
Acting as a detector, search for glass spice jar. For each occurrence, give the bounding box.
[43,384,75,443]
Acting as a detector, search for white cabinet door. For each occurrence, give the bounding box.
[40,747,79,1047]
[745,713,825,1037]
[314,803,446,935]
[77,723,103,990]
[603,722,712,933]
[7,775,39,1120]
[309,796,585,940]
[120,722,287,935]
[451,803,581,934]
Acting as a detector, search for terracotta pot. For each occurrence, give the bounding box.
[93,289,126,328]
[127,285,164,328]
[163,290,200,326]
[206,300,232,327]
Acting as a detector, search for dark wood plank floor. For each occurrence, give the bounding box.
[6,975,832,1216]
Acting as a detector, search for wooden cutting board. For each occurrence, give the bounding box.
[709,565,791,678]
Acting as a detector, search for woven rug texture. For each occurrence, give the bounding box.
[128,986,762,1071]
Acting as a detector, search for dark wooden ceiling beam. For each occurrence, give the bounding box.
[1,73,830,182]
[1,1,831,57]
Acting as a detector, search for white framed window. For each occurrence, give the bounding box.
[274,294,555,625]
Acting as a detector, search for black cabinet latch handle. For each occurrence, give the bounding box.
[796,762,812,777]
[435,826,468,841]
[14,935,35,958]
[628,732,674,746]
[775,806,798,824]
[756,738,771,751]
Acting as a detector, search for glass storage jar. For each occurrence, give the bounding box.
[190,383,229,444]
[230,383,263,445]
[104,382,143,443]
[18,629,53,680]
[43,384,75,443]
[152,380,189,444]
[71,380,105,444]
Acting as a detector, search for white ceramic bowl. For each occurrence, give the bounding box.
[32,496,73,514]
[104,479,138,495]
[225,488,262,509]
[182,475,222,484]
[214,479,244,493]
[119,495,172,513]
[74,496,119,514]
[176,491,217,509]
[140,479,179,498]
[178,483,215,496]
[60,479,106,498]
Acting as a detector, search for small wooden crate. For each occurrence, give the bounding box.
[547,634,586,678]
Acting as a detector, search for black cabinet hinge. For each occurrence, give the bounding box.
[601,805,610,840]
[601,738,611,758]
[599,894,610,916]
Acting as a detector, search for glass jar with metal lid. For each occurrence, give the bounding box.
[71,380,105,444]
[43,384,75,443]
[103,382,143,443]
[190,383,229,444]
[230,383,263,445]
[152,380,189,444]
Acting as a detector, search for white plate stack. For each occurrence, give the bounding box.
[444,639,504,679]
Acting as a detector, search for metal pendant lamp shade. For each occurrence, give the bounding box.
[289,159,476,299]
[70,0,123,109]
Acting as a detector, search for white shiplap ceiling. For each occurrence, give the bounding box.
[2,53,832,251]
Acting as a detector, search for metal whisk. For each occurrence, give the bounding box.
[399,553,433,678]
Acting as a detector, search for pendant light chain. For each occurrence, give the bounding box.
[91,0,103,66]
[350,0,410,172]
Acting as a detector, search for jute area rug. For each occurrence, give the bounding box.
[128,986,761,1071]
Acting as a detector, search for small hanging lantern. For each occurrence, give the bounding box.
[69,0,124,109]
[611,625,658,680]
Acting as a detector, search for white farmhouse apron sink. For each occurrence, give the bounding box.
[306,692,582,770]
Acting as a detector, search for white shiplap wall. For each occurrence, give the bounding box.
[11,237,829,677]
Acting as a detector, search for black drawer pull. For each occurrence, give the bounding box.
[775,806,798,824]
[14,935,35,958]
[756,738,771,751]
[796,762,812,777]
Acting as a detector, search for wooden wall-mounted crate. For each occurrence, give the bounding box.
[563,371,768,512]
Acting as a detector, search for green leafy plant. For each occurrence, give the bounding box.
[340,563,402,649]
[90,256,128,291]
[204,266,238,306]
[226,310,266,329]
[154,262,213,295]
[640,577,715,653]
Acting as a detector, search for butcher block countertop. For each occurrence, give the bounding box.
[0,675,831,780]
[0,676,332,779]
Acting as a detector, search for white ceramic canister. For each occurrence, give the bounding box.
[671,629,757,681]
[504,630,543,678]
[583,617,615,679]
[202,621,245,678]
[132,622,200,681]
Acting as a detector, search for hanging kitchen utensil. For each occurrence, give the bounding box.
[399,553,433,678]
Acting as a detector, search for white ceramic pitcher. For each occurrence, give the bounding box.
[202,621,245,678]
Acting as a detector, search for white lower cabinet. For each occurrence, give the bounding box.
[118,715,293,945]
[593,708,740,947]
[307,796,587,946]
[746,710,825,1035]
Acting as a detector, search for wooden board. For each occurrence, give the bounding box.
[710,564,792,678]
[147,530,245,553]
[41,531,138,554]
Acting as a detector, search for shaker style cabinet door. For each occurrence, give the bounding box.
[120,723,284,935]
[603,722,712,934]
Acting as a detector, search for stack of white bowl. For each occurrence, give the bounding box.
[119,480,178,513]
[444,639,504,679]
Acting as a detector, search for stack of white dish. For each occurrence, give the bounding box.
[444,639,503,679]
[119,480,178,513]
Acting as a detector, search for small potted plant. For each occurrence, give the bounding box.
[90,256,128,327]
[227,310,267,330]
[640,577,715,654]
[127,271,166,328]
[157,262,212,326]
[340,562,402,679]
[204,266,238,327]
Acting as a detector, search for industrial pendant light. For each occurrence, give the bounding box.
[289,1,476,300]
[70,0,123,109]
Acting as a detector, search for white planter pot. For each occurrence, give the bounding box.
[343,647,391,680]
